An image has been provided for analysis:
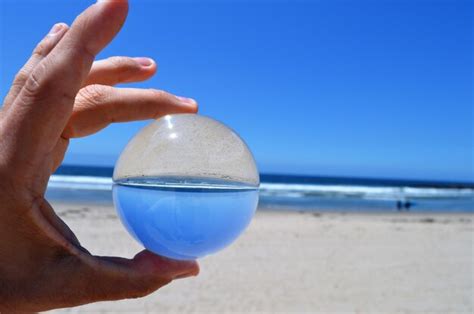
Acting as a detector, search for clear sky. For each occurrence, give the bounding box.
[0,0,472,182]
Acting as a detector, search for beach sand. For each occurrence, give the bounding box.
[50,202,473,313]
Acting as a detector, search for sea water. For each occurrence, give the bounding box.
[113,178,259,260]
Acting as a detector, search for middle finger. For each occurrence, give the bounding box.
[83,56,157,87]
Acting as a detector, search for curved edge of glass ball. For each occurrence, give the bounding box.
[113,114,260,188]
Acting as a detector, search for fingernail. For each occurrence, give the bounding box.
[134,57,154,67]
[176,96,197,106]
[174,271,199,280]
[47,23,64,36]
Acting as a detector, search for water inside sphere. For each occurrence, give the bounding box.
[113,114,260,260]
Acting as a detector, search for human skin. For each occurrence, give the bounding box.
[0,0,200,311]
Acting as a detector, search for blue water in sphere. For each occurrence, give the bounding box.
[113,179,259,260]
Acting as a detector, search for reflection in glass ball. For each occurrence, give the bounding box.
[113,114,259,260]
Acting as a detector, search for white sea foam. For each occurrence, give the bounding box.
[48,175,474,200]
[49,175,113,191]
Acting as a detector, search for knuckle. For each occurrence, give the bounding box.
[22,68,46,99]
[108,56,141,81]
[14,69,30,86]
[32,40,48,57]
[150,89,168,99]
[79,84,109,105]
[21,62,76,105]
[108,56,134,68]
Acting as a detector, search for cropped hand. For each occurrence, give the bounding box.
[0,0,199,311]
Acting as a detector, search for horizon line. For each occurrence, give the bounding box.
[55,164,474,188]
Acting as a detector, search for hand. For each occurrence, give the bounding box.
[0,0,199,311]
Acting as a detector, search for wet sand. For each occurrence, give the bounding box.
[50,203,473,313]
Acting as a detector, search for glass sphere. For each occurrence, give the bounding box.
[113,114,259,260]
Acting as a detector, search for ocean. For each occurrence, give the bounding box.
[46,165,474,212]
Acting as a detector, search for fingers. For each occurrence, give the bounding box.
[83,56,157,87]
[2,23,69,110]
[62,85,198,138]
[5,0,129,161]
[54,85,197,171]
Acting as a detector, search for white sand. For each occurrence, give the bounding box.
[50,203,473,313]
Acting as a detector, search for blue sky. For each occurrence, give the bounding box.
[0,0,472,182]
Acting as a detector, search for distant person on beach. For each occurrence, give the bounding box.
[396,199,413,211]
[0,1,199,311]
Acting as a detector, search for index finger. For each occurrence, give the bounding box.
[5,0,129,157]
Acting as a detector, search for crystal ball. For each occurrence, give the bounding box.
[113,114,260,260]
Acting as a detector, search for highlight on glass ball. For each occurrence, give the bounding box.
[113,114,260,260]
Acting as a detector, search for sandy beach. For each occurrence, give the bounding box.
[49,202,473,314]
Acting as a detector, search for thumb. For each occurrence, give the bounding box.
[80,250,200,302]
